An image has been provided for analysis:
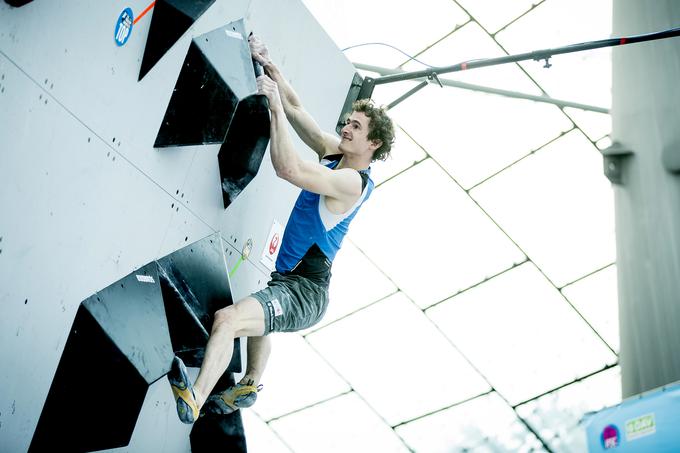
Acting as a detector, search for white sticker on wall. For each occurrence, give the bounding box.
[261,220,284,271]
[136,275,155,283]
[224,29,244,40]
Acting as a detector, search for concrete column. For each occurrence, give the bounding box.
[612,1,680,397]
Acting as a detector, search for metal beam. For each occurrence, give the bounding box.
[370,26,680,86]
[353,62,610,113]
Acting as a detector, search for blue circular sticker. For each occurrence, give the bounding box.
[114,8,134,46]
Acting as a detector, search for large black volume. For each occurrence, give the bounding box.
[154,19,270,209]
[29,263,174,452]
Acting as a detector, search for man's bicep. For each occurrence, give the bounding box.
[292,161,361,199]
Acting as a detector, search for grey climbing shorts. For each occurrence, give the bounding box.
[251,272,329,335]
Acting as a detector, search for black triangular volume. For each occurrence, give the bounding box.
[153,19,265,149]
[138,0,216,81]
[153,41,240,147]
[219,94,270,209]
[155,233,241,371]
[29,263,173,452]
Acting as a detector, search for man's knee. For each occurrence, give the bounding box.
[214,297,266,337]
[213,306,238,330]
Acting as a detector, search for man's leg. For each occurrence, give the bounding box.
[193,296,266,408]
[240,336,272,386]
[169,296,266,423]
[199,319,273,416]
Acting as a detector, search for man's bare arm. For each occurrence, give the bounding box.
[257,75,361,202]
[250,36,340,160]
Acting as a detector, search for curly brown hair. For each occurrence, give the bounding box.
[351,99,395,162]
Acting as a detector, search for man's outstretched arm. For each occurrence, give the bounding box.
[250,35,340,160]
[257,75,362,202]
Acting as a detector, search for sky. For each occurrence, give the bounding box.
[241,1,620,451]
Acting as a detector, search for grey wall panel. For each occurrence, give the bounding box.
[0,0,357,449]
[155,193,216,262]
[0,51,208,450]
[107,372,194,453]
[179,143,233,238]
[0,1,251,204]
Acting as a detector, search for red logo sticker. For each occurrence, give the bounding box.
[269,233,279,255]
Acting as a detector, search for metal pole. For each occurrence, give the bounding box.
[355,62,609,113]
[356,26,680,101]
[386,80,428,110]
[373,26,680,86]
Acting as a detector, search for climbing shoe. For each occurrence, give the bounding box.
[202,382,263,415]
[168,356,199,424]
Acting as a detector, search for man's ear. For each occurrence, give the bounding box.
[370,139,383,151]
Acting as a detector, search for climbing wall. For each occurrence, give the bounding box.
[0,0,355,451]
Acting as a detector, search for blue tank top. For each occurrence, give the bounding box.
[275,154,374,285]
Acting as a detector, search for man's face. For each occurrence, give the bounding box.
[339,111,378,157]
